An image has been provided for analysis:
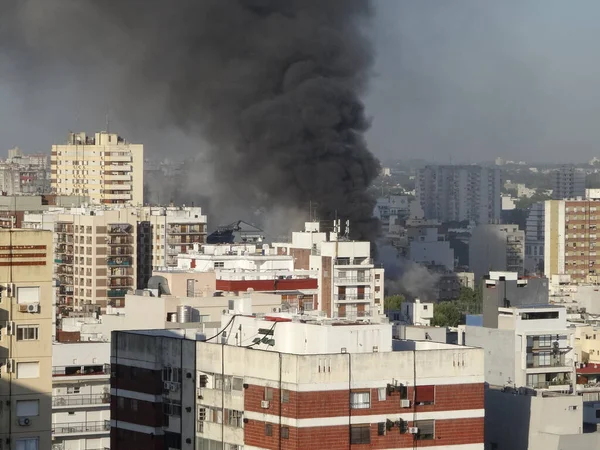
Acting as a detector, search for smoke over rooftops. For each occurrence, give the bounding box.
[0,0,380,239]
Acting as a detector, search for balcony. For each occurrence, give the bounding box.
[108,224,133,234]
[104,193,131,200]
[52,420,110,436]
[109,248,133,256]
[107,289,131,298]
[104,174,131,181]
[108,236,134,245]
[107,256,132,266]
[105,184,132,191]
[53,393,110,408]
[335,276,372,284]
[108,268,134,277]
[334,258,373,266]
[53,364,110,378]
[105,154,131,162]
[105,164,131,172]
[168,226,205,234]
[335,294,373,302]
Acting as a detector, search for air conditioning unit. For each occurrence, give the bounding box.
[18,304,28,313]
[261,400,270,409]
[18,417,31,426]
[163,381,171,390]
[401,399,411,408]
[27,303,40,313]
[408,427,419,434]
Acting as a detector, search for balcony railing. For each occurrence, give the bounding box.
[335,294,373,302]
[107,257,132,266]
[108,289,130,297]
[334,258,373,266]
[333,310,373,319]
[53,364,110,377]
[52,420,110,435]
[335,276,372,284]
[53,393,110,407]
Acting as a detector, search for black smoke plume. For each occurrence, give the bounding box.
[0,0,380,239]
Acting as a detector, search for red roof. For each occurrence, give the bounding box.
[577,364,600,374]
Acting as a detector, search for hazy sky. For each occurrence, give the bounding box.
[2,1,600,163]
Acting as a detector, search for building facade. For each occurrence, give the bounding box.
[469,224,525,282]
[544,199,600,283]
[0,229,54,450]
[416,165,502,224]
[51,131,144,206]
[51,342,111,450]
[525,202,545,275]
[0,147,50,195]
[110,314,485,450]
[552,166,585,200]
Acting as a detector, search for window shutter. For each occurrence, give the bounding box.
[415,385,435,403]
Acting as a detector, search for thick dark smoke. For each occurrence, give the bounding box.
[0,0,380,239]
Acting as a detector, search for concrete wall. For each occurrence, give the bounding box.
[465,326,516,387]
[482,278,548,328]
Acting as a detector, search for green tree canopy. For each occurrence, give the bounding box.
[384,294,406,312]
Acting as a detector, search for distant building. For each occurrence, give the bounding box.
[407,227,454,271]
[469,224,525,281]
[0,146,50,195]
[110,314,484,449]
[552,166,585,200]
[380,167,392,177]
[373,195,410,236]
[525,202,545,274]
[416,165,502,224]
[544,199,600,283]
[51,131,144,206]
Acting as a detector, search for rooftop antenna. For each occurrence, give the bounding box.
[105,110,110,134]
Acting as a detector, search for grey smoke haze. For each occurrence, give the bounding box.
[0,0,379,238]
[378,244,440,301]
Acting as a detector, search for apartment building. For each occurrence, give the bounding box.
[416,165,502,224]
[51,131,144,206]
[467,304,575,391]
[469,224,525,281]
[0,229,54,450]
[544,199,600,283]
[552,166,585,200]
[51,342,111,450]
[110,313,484,450]
[525,202,545,274]
[273,221,385,318]
[139,206,208,271]
[0,147,50,195]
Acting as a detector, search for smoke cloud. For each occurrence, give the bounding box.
[0,0,380,239]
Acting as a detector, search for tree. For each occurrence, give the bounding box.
[384,294,405,312]
[431,301,462,327]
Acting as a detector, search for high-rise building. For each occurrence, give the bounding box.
[552,166,585,200]
[0,147,50,196]
[544,199,600,283]
[110,312,485,450]
[0,229,54,450]
[51,131,144,206]
[525,202,545,274]
[469,224,525,281]
[416,165,502,224]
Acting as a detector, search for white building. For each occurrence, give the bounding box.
[469,224,525,281]
[51,131,144,206]
[416,165,502,224]
[407,227,454,270]
[51,342,111,450]
[373,195,410,236]
[466,305,575,391]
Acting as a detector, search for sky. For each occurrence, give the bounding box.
[2,1,600,164]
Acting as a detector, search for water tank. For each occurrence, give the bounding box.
[177,305,191,323]
[169,313,178,322]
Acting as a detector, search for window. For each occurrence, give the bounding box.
[131,399,138,412]
[265,423,273,436]
[118,397,125,409]
[281,426,289,439]
[264,387,273,401]
[16,325,39,341]
[15,438,38,450]
[67,386,80,394]
[377,387,386,401]
[227,409,244,428]
[232,377,243,391]
[197,407,206,433]
[415,385,435,405]
[350,391,371,409]
[16,400,39,417]
[17,362,39,379]
[281,390,290,403]
[415,420,435,440]
[214,261,225,268]
[163,399,182,417]
[350,425,371,444]
[16,287,40,305]
[521,311,559,320]
[377,422,386,436]
[162,366,182,383]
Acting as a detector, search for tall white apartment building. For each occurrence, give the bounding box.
[552,166,586,200]
[51,342,111,450]
[0,229,54,450]
[51,131,144,206]
[416,165,502,224]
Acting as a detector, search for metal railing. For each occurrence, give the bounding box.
[53,393,110,407]
[52,364,110,377]
[335,294,373,301]
[52,420,110,434]
[334,258,373,266]
[335,276,372,283]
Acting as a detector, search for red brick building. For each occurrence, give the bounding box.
[110,316,484,450]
